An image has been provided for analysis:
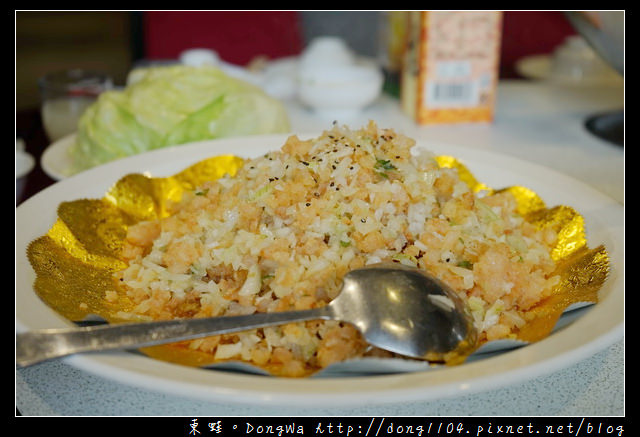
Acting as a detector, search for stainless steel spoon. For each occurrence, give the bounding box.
[16,264,476,367]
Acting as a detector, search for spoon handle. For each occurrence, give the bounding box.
[16,306,333,367]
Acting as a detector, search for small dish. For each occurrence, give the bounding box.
[16,138,35,202]
[516,36,622,86]
[40,133,76,180]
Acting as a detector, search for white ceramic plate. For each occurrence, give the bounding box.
[16,134,624,407]
[40,133,76,181]
[515,54,623,86]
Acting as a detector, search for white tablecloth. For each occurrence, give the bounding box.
[15,79,624,416]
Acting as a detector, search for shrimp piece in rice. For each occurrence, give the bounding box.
[162,239,202,274]
[121,221,160,261]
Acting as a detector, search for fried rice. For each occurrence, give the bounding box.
[114,122,560,377]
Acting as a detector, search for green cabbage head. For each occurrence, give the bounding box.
[68,65,290,173]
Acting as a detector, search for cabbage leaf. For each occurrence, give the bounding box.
[68,65,290,173]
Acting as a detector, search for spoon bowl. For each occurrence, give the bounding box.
[328,264,475,360]
[16,264,476,367]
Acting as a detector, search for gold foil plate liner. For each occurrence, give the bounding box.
[25,154,609,373]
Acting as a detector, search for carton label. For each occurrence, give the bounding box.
[401,11,502,124]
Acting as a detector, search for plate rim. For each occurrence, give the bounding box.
[40,133,76,181]
[17,133,624,406]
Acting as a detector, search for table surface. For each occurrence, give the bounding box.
[15,79,624,416]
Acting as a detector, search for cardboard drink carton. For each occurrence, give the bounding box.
[400,11,503,124]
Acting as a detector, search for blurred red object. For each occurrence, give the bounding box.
[500,11,577,78]
[142,11,304,65]
[141,11,577,77]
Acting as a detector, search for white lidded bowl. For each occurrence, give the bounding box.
[298,63,384,118]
